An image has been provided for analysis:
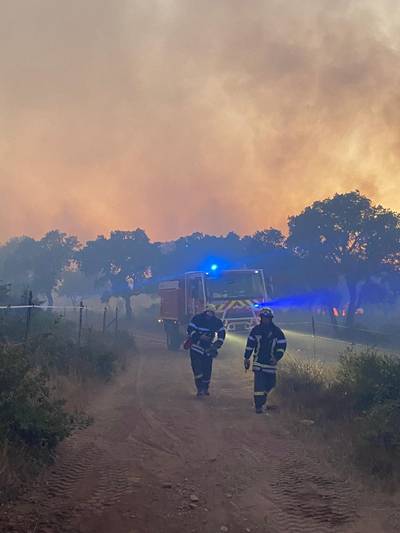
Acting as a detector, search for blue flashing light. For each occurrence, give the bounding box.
[210,264,219,271]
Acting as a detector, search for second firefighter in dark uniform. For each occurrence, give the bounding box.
[187,304,226,396]
[244,307,287,413]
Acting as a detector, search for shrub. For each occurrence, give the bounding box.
[337,348,400,413]
[277,357,341,420]
[276,348,400,481]
[0,312,135,497]
[26,321,135,380]
[354,400,400,478]
[0,344,72,452]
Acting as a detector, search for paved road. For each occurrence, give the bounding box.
[228,326,396,365]
[227,329,352,364]
[148,323,384,365]
[137,313,398,363]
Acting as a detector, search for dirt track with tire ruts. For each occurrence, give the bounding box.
[1,337,398,533]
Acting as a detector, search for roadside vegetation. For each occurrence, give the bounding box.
[276,348,400,485]
[0,308,134,501]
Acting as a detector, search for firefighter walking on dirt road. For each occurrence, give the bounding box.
[186,304,226,396]
[244,307,287,413]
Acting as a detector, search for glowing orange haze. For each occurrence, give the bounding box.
[1,0,399,244]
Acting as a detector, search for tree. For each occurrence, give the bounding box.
[156,232,246,280]
[156,230,309,304]
[32,231,80,306]
[287,191,400,326]
[57,270,97,306]
[246,229,286,249]
[1,231,79,305]
[1,237,37,289]
[0,282,11,305]
[78,229,157,319]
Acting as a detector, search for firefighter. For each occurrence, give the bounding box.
[243,307,287,413]
[187,304,226,396]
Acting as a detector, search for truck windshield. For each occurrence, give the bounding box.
[206,271,265,300]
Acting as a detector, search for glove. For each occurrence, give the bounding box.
[207,347,218,358]
[244,359,251,370]
[183,337,193,350]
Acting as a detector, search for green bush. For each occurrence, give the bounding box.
[0,311,135,499]
[26,321,135,380]
[276,348,400,481]
[0,308,68,344]
[354,401,400,478]
[0,322,134,452]
[278,358,324,404]
[337,348,400,413]
[77,338,116,380]
[0,344,72,451]
[278,357,342,420]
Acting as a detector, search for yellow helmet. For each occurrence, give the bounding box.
[204,303,217,313]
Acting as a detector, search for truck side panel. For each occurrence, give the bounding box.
[159,280,185,323]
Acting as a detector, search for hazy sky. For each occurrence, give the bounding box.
[1,0,400,243]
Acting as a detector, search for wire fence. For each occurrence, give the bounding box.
[2,294,399,357]
[0,291,120,346]
[279,314,400,356]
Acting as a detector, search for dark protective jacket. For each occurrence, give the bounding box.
[244,323,287,373]
[187,312,226,356]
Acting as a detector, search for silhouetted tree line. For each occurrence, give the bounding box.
[1,192,399,326]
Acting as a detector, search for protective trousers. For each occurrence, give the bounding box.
[254,371,276,409]
[190,351,213,393]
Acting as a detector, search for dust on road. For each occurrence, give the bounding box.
[1,338,397,533]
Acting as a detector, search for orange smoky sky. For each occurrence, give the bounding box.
[1,0,400,244]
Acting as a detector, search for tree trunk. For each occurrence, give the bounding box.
[345,281,358,328]
[328,306,339,335]
[47,291,54,307]
[124,295,133,321]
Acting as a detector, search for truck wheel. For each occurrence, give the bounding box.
[164,321,181,351]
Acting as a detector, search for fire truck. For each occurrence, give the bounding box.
[159,268,268,350]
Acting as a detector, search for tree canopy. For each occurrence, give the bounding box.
[78,229,157,319]
[0,231,79,305]
[287,191,400,324]
[1,191,399,327]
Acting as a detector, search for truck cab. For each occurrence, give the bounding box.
[159,269,268,350]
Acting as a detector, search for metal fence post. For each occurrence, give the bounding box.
[78,301,84,346]
[102,306,107,334]
[311,314,317,359]
[115,306,119,338]
[0,305,7,332]
[24,290,33,343]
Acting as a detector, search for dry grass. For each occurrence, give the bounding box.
[275,348,400,487]
[0,327,135,502]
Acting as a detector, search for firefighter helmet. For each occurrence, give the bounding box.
[258,307,274,319]
[204,303,217,314]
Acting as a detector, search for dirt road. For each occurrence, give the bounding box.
[1,338,398,533]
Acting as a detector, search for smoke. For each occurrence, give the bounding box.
[1,0,400,242]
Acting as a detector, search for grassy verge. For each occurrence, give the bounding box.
[0,312,135,501]
[276,348,400,485]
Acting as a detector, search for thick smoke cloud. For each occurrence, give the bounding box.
[1,0,399,242]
